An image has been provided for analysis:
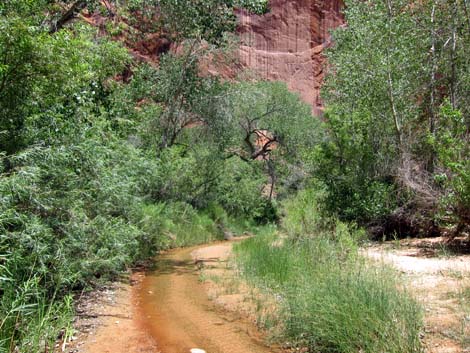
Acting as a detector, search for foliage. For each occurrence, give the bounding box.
[210,81,324,201]
[109,54,319,217]
[235,224,423,353]
[312,109,400,222]
[0,130,144,351]
[214,157,267,218]
[280,187,331,240]
[324,0,426,149]
[0,16,129,154]
[233,0,268,14]
[319,0,424,224]
[137,202,221,250]
[121,52,226,150]
[0,1,310,350]
[320,0,470,235]
[218,81,321,160]
[431,102,470,230]
[122,0,268,44]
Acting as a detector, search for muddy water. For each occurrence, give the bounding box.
[135,245,280,353]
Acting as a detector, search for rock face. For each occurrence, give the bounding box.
[236,0,344,115]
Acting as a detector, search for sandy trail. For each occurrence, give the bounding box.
[365,238,470,353]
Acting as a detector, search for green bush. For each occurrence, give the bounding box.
[214,157,267,219]
[431,102,470,232]
[281,188,330,240]
[137,202,221,250]
[310,109,400,223]
[0,126,153,351]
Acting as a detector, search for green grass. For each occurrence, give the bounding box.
[234,225,423,353]
[0,276,74,353]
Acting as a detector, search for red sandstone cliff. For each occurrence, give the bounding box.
[83,1,343,114]
[236,0,344,115]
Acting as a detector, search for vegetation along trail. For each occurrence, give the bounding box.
[4,0,470,352]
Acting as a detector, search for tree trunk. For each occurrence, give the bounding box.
[429,2,437,172]
[384,0,403,152]
[387,70,402,149]
[462,0,470,38]
[450,0,458,109]
[267,160,276,201]
[49,0,88,34]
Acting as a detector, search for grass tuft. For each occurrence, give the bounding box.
[234,225,423,353]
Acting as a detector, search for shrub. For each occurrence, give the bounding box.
[310,109,400,224]
[0,127,154,351]
[137,202,221,250]
[281,187,330,240]
[214,157,267,219]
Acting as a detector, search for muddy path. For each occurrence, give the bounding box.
[134,243,280,353]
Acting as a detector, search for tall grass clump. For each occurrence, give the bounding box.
[234,192,423,353]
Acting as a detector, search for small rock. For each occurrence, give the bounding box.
[190,349,206,353]
[223,230,234,241]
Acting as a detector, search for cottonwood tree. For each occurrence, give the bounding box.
[37,0,268,40]
[320,0,470,235]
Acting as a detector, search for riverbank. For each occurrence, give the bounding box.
[364,237,470,353]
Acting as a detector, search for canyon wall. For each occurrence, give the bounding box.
[236,0,344,115]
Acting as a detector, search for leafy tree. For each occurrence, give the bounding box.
[0,13,129,154]
[323,0,426,167]
[124,0,268,43]
[0,17,41,153]
[320,0,470,236]
[126,51,226,150]
[431,102,470,235]
[213,81,323,199]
